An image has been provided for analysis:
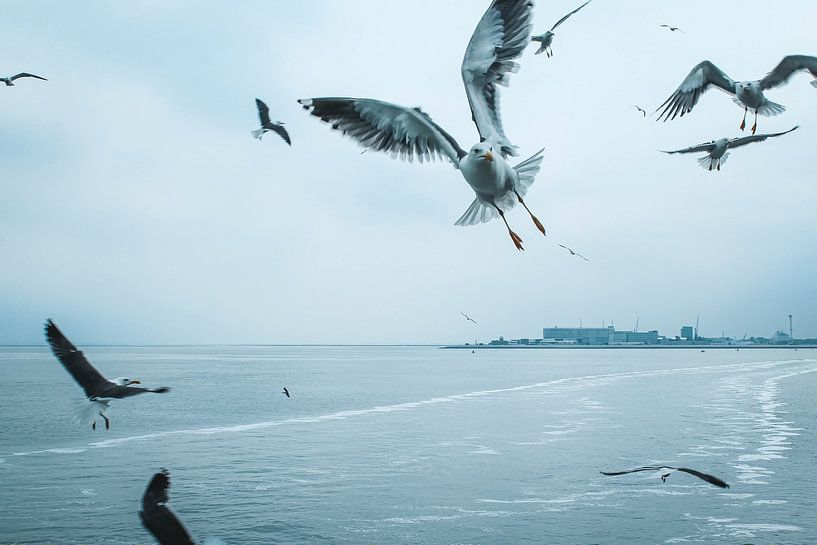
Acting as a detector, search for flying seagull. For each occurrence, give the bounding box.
[252,98,291,145]
[298,0,545,251]
[656,55,817,134]
[140,469,225,545]
[558,243,589,261]
[282,387,291,398]
[631,105,647,117]
[661,126,798,171]
[44,319,170,430]
[660,24,683,33]
[461,312,478,324]
[600,466,730,488]
[531,0,592,57]
[1,72,47,86]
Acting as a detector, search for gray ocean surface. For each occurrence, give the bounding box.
[1,346,815,545]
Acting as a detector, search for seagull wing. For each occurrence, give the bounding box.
[255,98,272,128]
[298,97,465,166]
[600,466,663,476]
[551,0,592,30]
[140,470,197,545]
[657,61,737,121]
[10,72,47,82]
[44,319,114,399]
[461,0,535,157]
[728,125,798,149]
[676,467,730,488]
[660,142,717,155]
[271,124,292,146]
[107,385,171,398]
[760,55,817,90]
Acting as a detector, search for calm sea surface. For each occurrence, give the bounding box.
[1,346,815,544]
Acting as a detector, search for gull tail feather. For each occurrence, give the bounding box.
[251,128,265,140]
[73,399,110,427]
[455,199,498,227]
[513,148,546,198]
[697,152,728,171]
[811,79,817,88]
[757,101,786,117]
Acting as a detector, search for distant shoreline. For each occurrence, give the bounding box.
[441,344,817,350]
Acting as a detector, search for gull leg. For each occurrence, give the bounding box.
[513,190,546,236]
[751,110,758,135]
[493,203,524,251]
[100,412,110,431]
[740,106,747,131]
[661,473,671,483]
[92,421,96,430]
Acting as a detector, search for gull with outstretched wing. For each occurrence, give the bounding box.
[299,0,547,251]
[1,72,47,86]
[601,465,730,488]
[531,0,592,58]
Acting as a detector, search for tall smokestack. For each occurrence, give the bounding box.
[789,314,793,344]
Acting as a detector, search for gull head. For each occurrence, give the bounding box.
[112,377,141,386]
[469,142,495,162]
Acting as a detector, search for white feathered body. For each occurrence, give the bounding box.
[734,81,786,116]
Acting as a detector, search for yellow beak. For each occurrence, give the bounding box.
[483,151,494,162]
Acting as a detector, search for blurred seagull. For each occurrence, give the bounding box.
[531,0,592,57]
[1,72,47,86]
[282,387,291,398]
[661,126,798,171]
[140,469,226,545]
[44,319,170,430]
[299,0,545,251]
[558,244,589,261]
[660,24,683,33]
[461,312,478,324]
[631,105,647,117]
[657,55,817,134]
[601,465,730,488]
[252,98,291,145]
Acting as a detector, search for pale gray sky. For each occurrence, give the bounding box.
[2,0,816,344]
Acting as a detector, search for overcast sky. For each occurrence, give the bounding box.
[2,0,816,344]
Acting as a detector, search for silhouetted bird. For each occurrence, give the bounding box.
[461,312,478,324]
[601,465,729,488]
[558,244,589,261]
[252,98,291,145]
[282,387,291,398]
[1,72,47,86]
[660,24,684,33]
[531,0,593,57]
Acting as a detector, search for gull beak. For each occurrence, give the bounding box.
[483,151,494,162]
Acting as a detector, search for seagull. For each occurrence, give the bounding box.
[1,72,47,86]
[44,319,170,430]
[660,24,684,33]
[251,98,291,145]
[656,55,817,134]
[299,0,545,251]
[461,312,478,324]
[531,0,592,57]
[558,243,589,261]
[661,126,798,171]
[282,387,291,398]
[140,469,226,545]
[601,466,730,488]
[631,105,647,117]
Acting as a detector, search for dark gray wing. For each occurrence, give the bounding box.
[660,142,717,155]
[255,98,272,128]
[657,61,737,121]
[44,319,114,399]
[461,0,535,157]
[676,467,730,488]
[760,55,817,90]
[600,466,662,476]
[728,126,798,149]
[140,469,197,545]
[298,97,465,165]
[104,385,171,399]
[271,124,291,146]
[551,0,592,30]
[10,72,47,82]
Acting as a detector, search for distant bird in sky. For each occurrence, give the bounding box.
[660,24,683,33]
[140,469,226,545]
[461,312,478,324]
[631,105,647,117]
[656,55,817,134]
[661,126,798,171]
[299,0,546,251]
[282,387,291,398]
[44,319,170,430]
[601,466,729,488]
[558,244,589,261]
[1,72,47,86]
[531,0,592,58]
[252,98,291,145]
